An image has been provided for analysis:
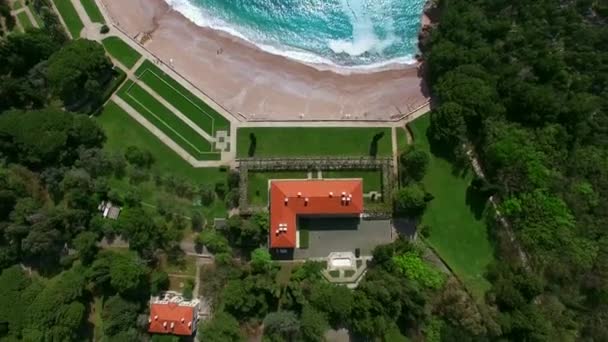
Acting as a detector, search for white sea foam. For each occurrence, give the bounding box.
[328,0,396,57]
[163,0,417,73]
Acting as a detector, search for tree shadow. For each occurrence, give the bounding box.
[465,185,489,220]
[248,133,257,157]
[369,132,385,157]
[424,126,470,177]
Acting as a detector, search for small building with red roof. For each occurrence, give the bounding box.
[148,292,200,336]
[269,179,364,256]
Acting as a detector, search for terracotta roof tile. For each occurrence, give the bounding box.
[148,302,197,336]
[269,179,364,249]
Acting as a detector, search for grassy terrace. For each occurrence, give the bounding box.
[409,115,494,300]
[135,60,230,135]
[16,11,33,30]
[80,0,104,23]
[247,171,307,206]
[97,101,228,218]
[27,4,44,27]
[102,37,141,69]
[322,170,382,193]
[52,0,83,38]
[237,127,392,158]
[11,0,23,10]
[117,81,220,161]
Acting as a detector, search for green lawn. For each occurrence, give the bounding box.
[409,115,494,300]
[80,0,104,23]
[276,262,299,286]
[92,297,104,341]
[397,127,409,154]
[117,81,221,161]
[53,0,83,38]
[247,171,308,206]
[237,127,392,158]
[169,276,195,292]
[97,101,228,218]
[27,4,44,27]
[322,170,382,193]
[16,11,33,30]
[299,229,309,249]
[162,255,197,277]
[12,0,24,10]
[135,60,230,135]
[97,101,225,183]
[102,37,141,69]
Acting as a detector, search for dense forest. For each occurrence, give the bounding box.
[424,0,608,340]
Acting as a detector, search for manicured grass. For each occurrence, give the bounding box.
[276,262,299,286]
[92,297,104,341]
[409,115,494,300]
[27,4,44,27]
[247,171,307,206]
[135,60,230,135]
[97,101,228,218]
[102,37,141,69]
[169,276,195,292]
[12,0,24,10]
[299,229,309,249]
[397,127,409,154]
[163,255,197,277]
[80,0,105,23]
[16,11,33,30]
[97,101,225,183]
[237,127,392,158]
[322,170,382,193]
[117,81,221,161]
[53,0,84,38]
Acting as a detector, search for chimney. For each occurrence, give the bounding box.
[154,315,158,320]
[297,192,302,197]
[163,321,167,328]
[170,322,175,329]
[181,318,185,323]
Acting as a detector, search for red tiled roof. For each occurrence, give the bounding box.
[148,302,196,336]
[269,179,364,249]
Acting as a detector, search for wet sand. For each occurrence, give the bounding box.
[101,0,429,121]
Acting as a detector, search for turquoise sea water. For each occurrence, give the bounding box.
[164,0,426,69]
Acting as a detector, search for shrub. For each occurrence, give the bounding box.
[182,279,194,300]
[100,24,109,34]
[392,252,444,289]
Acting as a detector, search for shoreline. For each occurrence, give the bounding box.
[101,0,430,121]
[161,0,425,75]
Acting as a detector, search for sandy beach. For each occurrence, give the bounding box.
[101,0,429,121]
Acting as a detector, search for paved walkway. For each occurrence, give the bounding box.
[10,4,39,30]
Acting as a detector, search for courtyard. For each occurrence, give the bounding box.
[294,217,394,259]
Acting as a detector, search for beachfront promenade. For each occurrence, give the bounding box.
[55,0,430,168]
